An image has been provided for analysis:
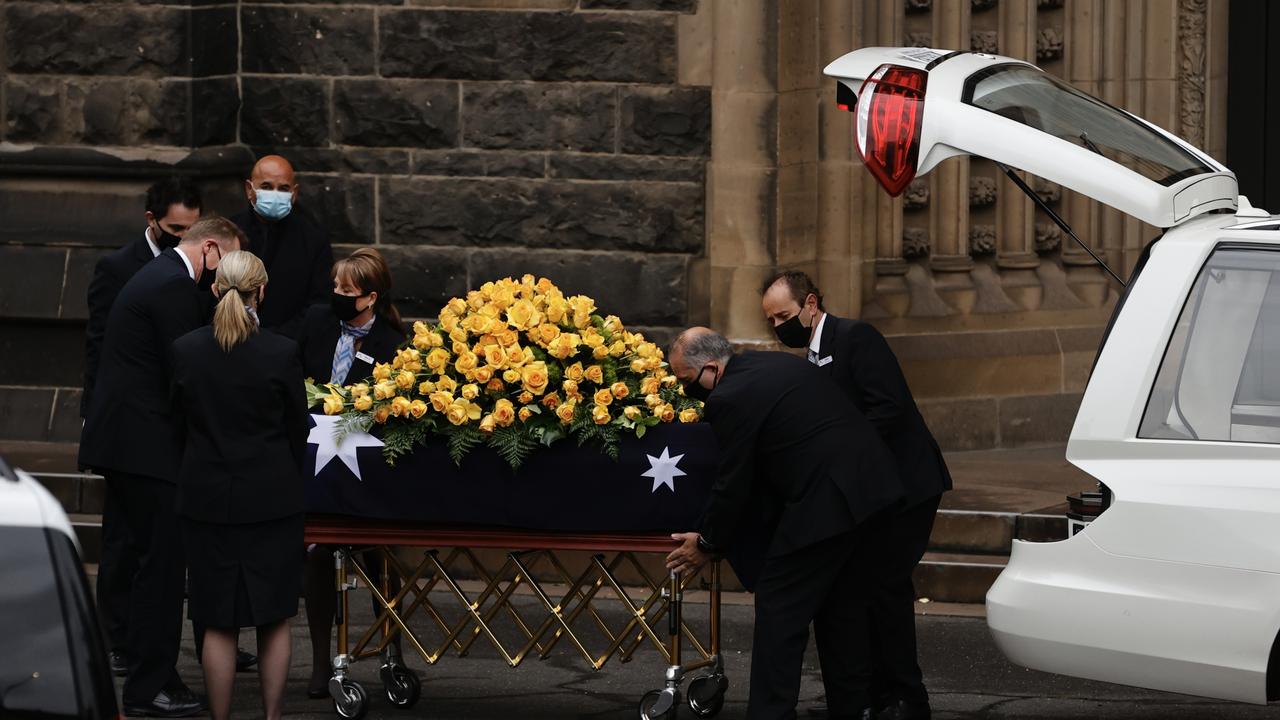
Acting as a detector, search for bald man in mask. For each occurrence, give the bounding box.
[231,155,335,337]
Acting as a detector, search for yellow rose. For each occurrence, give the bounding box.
[582,331,604,349]
[353,394,373,412]
[630,359,647,374]
[435,375,458,394]
[418,380,436,396]
[461,383,480,400]
[429,391,453,413]
[506,299,542,330]
[372,405,392,424]
[350,383,370,398]
[486,378,506,393]
[323,393,344,415]
[425,348,451,373]
[374,380,398,400]
[661,375,678,387]
[562,362,582,382]
[479,414,497,434]
[593,389,613,406]
[503,369,521,384]
[396,369,416,390]
[679,408,700,424]
[413,320,430,335]
[473,366,493,384]
[547,333,579,360]
[452,341,470,356]
[439,312,459,333]
[623,405,642,421]
[541,392,561,410]
[372,363,392,381]
[482,344,507,369]
[494,328,519,348]
[572,310,592,330]
[609,340,626,357]
[610,382,629,400]
[449,327,469,345]
[446,401,470,426]
[584,365,604,385]
[556,401,577,425]
[535,277,554,294]
[562,380,581,399]
[518,407,534,423]
[535,323,561,345]
[409,399,429,419]
[636,342,658,359]
[591,404,611,425]
[447,298,467,316]
[655,403,676,423]
[390,396,413,418]
[545,298,568,324]
[454,352,479,374]
[518,391,534,405]
[493,399,516,427]
[397,348,423,372]
[466,291,485,310]
[645,393,662,408]
[640,377,660,395]
[592,345,609,359]
[521,362,549,395]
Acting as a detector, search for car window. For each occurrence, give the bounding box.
[1140,247,1280,443]
[0,526,78,719]
[962,64,1215,187]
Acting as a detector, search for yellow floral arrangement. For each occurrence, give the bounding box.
[306,275,703,469]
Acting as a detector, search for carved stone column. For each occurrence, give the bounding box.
[995,0,1042,310]
[927,0,975,314]
[815,1,859,318]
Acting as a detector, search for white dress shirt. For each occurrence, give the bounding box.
[807,312,828,364]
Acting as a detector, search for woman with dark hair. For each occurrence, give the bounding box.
[171,250,307,720]
[295,247,407,697]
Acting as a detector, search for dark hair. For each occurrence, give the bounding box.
[333,248,404,334]
[144,176,202,220]
[761,270,825,311]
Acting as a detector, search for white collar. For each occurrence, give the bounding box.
[808,312,827,355]
[174,246,197,281]
[143,227,161,258]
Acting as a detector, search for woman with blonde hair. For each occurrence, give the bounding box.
[171,250,307,720]
[295,246,407,697]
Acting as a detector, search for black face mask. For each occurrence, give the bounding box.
[151,220,181,250]
[683,365,716,402]
[197,244,221,293]
[773,310,812,349]
[331,292,369,323]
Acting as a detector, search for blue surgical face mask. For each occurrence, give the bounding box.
[253,188,293,220]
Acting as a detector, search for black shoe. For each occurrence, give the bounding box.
[307,670,331,699]
[109,651,128,677]
[235,648,258,672]
[808,705,875,720]
[122,688,204,718]
[877,700,931,720]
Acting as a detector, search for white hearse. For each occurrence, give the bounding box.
[825,46,1280,703]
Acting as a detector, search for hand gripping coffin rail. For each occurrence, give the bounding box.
[305,516,729,720]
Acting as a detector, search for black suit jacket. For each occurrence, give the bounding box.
[815,315,952,508]
[295,304,405,386]
[699,351,902,564]
[79,249,205,481]
[231,205,334,336]
[171,326,308,524]
[82,233,156,416]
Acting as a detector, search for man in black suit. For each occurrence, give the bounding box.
[666,328,903,720]
[762,272,952,720]
[82,177,201,677]
[79,217,244,718]
[231,154,334,336]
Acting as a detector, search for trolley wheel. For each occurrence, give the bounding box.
[639,689,680,720]
[686,674,728,718]
[381,664,421,708]
[333,678,368,720]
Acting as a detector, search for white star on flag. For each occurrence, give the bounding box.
[307,414,384,481]
[642,447,686,493]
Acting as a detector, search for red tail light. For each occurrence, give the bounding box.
[855,64,927,197]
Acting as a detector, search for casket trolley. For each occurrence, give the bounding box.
[304,422,728,719]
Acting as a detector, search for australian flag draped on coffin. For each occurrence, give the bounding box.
[304,415,719,533]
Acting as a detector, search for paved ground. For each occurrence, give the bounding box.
[118,598,1277,719]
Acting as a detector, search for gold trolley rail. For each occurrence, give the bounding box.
[306,516,728,720]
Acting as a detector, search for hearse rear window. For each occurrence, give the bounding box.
[1141,247,1280,443]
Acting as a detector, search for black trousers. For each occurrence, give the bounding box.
[868,494,941,706]
[96,478,139,652]
[110,473,187,705]
[748,525,877,720]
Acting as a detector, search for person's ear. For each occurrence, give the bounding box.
[365,290,378,308]
[290,183,300,202]
[211,286,221,299]
[258,286,266,304]
[244,179,256,203]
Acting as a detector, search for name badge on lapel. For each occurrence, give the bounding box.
[816,356,834,367]
[355,351,375,364]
